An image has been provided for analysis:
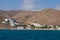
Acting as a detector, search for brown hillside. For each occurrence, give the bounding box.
[12,11,38,22]
[0,10,21,28]
[29,8,60,26]
[0,8,60,28]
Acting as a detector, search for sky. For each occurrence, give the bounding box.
[0,0,60,11]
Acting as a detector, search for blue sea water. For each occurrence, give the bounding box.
[0,30,60,40]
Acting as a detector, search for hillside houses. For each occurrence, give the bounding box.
[24,21,60,30]
[2,18,24,29]
[1,18,60,30]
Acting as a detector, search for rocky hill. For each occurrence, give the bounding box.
[0,8,60,28]
[29,8,60,26]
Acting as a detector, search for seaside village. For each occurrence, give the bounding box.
[1,18,60,30]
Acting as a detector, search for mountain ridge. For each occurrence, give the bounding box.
[0,8,60,28]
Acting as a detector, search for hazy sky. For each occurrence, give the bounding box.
[0,0,60,11]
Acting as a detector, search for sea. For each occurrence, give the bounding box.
[0,30,60,40]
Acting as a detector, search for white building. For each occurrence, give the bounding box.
[32,23,44,27]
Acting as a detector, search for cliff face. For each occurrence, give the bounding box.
[0,8,60,28]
